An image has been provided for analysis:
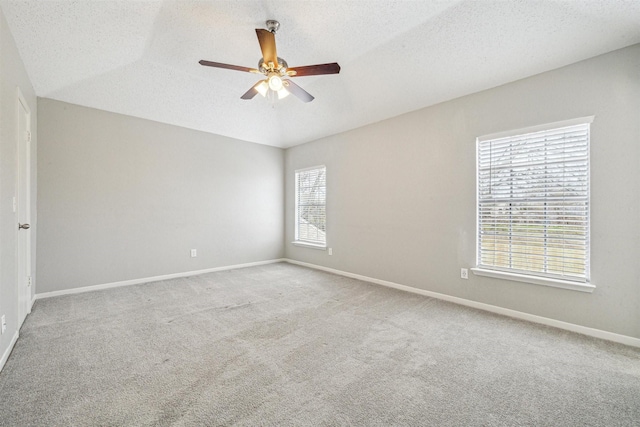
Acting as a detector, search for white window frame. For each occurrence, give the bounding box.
[472,117,595,293]
[293,165,327,250]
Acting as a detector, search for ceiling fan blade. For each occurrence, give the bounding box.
[283,80,314,103]
[240,81,265,100]
[287,62,340,77]
[256,29,278,67]
[240,87,258,100]
[199,60,258,73]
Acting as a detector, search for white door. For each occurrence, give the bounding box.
[16,89,32,327]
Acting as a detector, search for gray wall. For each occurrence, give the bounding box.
[285,44,640,339]
[37,99,283,293]
[0,7,38,360]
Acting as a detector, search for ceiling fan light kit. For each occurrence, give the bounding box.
[268,73,284,91]
[199,20,340,103]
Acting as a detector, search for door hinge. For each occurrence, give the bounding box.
[27,276,32,287]
[26,131,31,142]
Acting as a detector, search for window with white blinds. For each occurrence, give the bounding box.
[295,166,326,246]
[477,120,590,283]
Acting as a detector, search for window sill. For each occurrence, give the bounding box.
[470,268,595,293]
[291,241,327,250]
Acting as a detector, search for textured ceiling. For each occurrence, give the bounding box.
[2,1,640,148]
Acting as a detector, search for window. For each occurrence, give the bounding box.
[294,166,326,247]
[476,118,592,287]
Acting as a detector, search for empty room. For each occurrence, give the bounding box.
[0,1,639,425]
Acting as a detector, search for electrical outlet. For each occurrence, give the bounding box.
[461,268,469,279]
[190,249,197,258]
[1,315,6,334]
[328,248,333,256]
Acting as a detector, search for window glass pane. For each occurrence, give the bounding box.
[477,123,589,282]
[295,166,326,245]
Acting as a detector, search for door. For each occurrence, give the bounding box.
[16,88,32,327]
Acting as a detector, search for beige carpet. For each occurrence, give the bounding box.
[0,262,638,426]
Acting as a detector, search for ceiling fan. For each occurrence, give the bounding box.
[199,20,340,103]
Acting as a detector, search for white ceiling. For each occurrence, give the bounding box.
[2,1,640,148]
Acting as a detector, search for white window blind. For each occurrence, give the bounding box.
[477,121,590,282]
[295,166,326,246]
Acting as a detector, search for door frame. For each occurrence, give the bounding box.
[16,87,32,327]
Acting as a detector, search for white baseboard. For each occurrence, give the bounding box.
[284,259,640,348]
[0,331,19,373]
[35,259,286,300]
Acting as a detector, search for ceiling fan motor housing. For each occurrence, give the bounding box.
[259,57,288,74]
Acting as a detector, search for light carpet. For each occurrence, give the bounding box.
[0,262,638,426]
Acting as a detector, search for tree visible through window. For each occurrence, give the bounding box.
[295,166,326,246]
[477,120,591,282]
